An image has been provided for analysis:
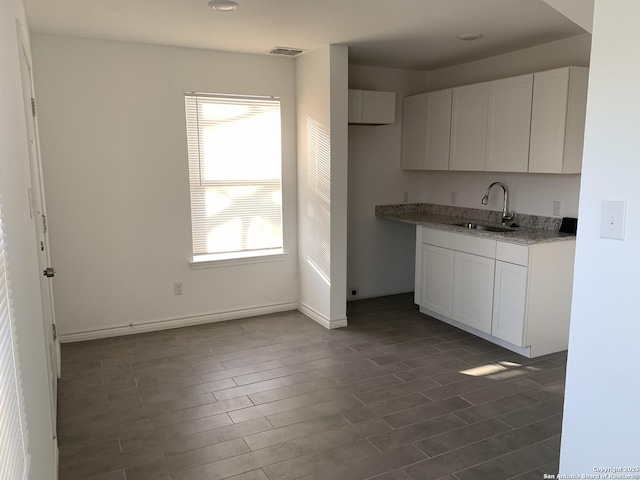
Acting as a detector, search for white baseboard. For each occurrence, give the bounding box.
[59,302,298,343]
[297,303,348,329]
[53,438,58,480]
[347,289,414,302]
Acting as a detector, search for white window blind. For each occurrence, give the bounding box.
[0,204,29,480]
[185,93,283,261]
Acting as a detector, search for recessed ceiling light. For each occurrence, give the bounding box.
[457,32,484,41]
[208,0,239,12]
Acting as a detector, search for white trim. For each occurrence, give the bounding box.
[59,302,298,343]
[190,251,287,269]
[23,454,30,480]
[52,439,58,480]
[297,303,348,330]
[419,306,532,358]
[347,289,413,302]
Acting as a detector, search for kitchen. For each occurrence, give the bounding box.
[348,40,589,359]
[347,34,589,304]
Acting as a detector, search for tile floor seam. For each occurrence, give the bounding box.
[492,415,517,430]
[509,407,563,429]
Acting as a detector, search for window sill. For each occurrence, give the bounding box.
[190,249,287,269]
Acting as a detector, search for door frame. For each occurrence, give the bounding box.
[16,20,60,431]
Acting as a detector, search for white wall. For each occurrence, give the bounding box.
[31,35,298,339]
[421,33,591,93]
[296,45,349,327]
[328,46,349,322]
[0,1,55,478]
[348,34,591,299]
[560,0,640,470]
[347,65,424,299]
[542,0,594,33]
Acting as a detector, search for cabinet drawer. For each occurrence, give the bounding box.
[496,241,529,266]
[422,228,496,258]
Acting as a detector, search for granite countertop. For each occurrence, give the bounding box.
[376,204,576,245]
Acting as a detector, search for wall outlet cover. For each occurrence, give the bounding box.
[600,200,626,240]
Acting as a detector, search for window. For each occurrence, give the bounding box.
[0,205,29,480]
[185,93,284,265]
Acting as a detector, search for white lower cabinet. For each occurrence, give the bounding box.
[415,226,575,357]
[420,244,454,317]
[492,261,528,346]
[453,252,495,334]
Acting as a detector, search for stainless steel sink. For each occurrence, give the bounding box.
[455,222,515,233]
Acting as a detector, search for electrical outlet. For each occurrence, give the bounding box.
[553,201,562,217]
[348,286,359,299]
[174,281,184,295]
[600,200,626,240]
[403,191,409,204]
[451,192,458,205]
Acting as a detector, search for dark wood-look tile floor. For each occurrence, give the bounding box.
[57,293,566,480]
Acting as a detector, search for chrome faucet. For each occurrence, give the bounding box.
[482,182,514,225]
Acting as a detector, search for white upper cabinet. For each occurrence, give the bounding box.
[400,66,588,174]
[348,90,363,124]
[529,67,589,174]
[449,82,490,171]
[348,89,396,125]
[401,93,427,170]
[401,89,452,170]
[424,89,452,170]
[486,74,534,173]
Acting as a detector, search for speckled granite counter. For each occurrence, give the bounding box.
[376,203,575,245]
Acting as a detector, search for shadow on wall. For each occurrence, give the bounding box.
[306,117,331,285]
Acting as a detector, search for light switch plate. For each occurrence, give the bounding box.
[600,200,626,240]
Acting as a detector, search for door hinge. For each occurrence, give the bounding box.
[31,97,36,117]
[42,214,47,234]
[52,324,57,342]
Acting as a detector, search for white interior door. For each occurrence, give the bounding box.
[17,27,60,433]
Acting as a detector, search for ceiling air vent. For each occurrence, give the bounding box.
[268,47,305,56]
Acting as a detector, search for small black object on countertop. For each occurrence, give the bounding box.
[560,217,578,235]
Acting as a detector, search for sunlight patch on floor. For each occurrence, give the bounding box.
[460,360,542,380]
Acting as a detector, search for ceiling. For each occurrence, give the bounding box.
[23,0,586,70]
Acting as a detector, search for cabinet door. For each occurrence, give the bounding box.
[529,68,569,173]
[363,91,395,124]
[450,82,489,171]
[348,90,363,124]
[452,252,495,334]
[486,74,533,172]
[401,94,427,170]
[420,244,454,317]
[492,261,528,346]
[425,89,452,170]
